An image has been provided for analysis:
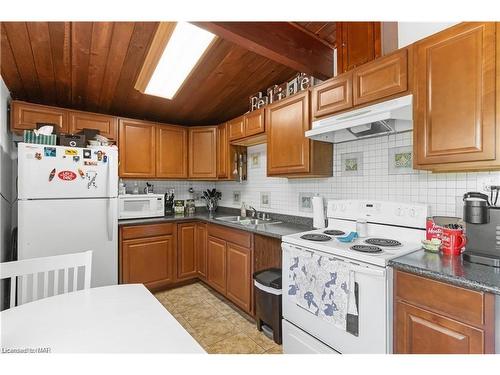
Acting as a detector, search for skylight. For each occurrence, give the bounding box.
[144,22,215,100]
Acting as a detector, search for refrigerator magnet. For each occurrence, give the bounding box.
[44,147,56,157]
[83,149,91,159]
[65,149,78,156]
[73,156,80,162]
[35,152,42,160]
[78,169,85,179]
[48,168,56,182]
[103,155,108,163]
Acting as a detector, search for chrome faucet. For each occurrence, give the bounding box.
[248,206,258,218]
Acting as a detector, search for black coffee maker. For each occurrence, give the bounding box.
[463,192,500,267]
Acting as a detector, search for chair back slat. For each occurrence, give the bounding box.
[0,251,93,308]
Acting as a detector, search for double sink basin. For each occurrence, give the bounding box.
[215,216,282,227]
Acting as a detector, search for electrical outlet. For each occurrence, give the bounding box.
[477,176,499,193]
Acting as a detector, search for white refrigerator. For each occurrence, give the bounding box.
[17,143,118,287]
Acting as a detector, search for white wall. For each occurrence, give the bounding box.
[216,134,500,219]
[398,22,458,48]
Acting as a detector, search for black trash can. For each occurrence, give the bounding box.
[253,268,282,344]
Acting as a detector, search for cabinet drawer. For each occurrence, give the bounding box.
[395,270,487,327]
[353,48,407,106]
[121,223,175,240]
[208,224,252,249]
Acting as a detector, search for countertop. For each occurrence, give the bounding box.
[389,250,500,295]
[118,212,312,240]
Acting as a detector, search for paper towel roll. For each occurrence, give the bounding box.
[312,196,326,229]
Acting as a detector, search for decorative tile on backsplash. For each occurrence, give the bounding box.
[298,192,314,213]
[389,146,414,175]
[249,152,261,169]
[260,192,270,208]
[341,152,363,176]
[233,191,241,204]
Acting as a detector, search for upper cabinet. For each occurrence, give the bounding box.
[156,125,188,179]
[216,123,230,179]
[413,22,498,171]
[188,126,218,179]
[353,48,408,106]
[68,111,118,140]
[227,109,266,143]
[244,108,265,137]
[118,119,156,178]
[227,115,245,140]
[312,48,409,120]
[337,22,382,73]
[11,101,68,134]
[266,90,332,177]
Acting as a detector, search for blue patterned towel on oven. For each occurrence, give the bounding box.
[287,246,358,331]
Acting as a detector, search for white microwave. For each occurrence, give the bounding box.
[118,194,165,219]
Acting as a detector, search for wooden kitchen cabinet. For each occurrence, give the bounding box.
[312,72,353,119]
[10,100,68,134]
[216,123,230,179]
[353,48,408,106]
[120,223,177,290]
[156,124,188,179]
[177,222,197,280]
[266,90,332,177]
[244,108,265,137]
[118,118,156,178]
[68,110,118,140]
[413,22,498,171]
[394,270,495,354]
[188,126,217,179]
[226,242,252,312]
[227,115,245,140]
[195,222,208,280]
[337,22,382,73]
[207,236,227,294]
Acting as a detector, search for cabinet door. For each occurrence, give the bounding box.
[244,108,265,137]
[196,223,208,279]
[414,23,496,166]
[216,123,229,179]
[226,242,252,313]
[121,234,176,287]
[266,90,311,175]
[353,48,408,106]
[156,125,188,179]
[11,101,68,133]
[177,222,197,280]
[227,115,245,140]
[338,22,381,73]
[395,301,485,354]
[207,236,226,294]
[312,72,353,118]
[118,119,156,178]
[68,111,118,139]
[188,126,217,179]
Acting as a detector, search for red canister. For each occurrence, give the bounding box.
[440,227,467,256]
[426,218,443,240]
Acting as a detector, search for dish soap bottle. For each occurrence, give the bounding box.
[241,202,246,217]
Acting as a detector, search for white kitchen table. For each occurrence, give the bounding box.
[0,284,205,353]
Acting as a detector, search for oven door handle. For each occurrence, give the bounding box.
[349,264,386,277]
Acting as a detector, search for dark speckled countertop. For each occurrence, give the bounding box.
[389,250,500,295]
[118,210,312,240]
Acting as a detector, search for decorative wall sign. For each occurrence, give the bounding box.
[299,192,314,213]
[340,152,363,176]
[287,74,299,97]
[389,146,414,175]
[260,192,270,208]
[249,92,263,112]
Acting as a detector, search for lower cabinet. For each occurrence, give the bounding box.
[394,270,495,354]
[120,223,177,290]
[195,223,208,280]
[207,236,227,294]
[226,242,252,312]
[177,222,197,280]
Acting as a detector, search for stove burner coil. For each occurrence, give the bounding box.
[323,230,346,236]
[365,238,402,247]
[350,245,383,253]
[300,234,332,242]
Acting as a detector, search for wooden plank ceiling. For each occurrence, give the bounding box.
[1,22,337,125]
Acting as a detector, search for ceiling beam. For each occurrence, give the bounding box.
[192,22,334,80]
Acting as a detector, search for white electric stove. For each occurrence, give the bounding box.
[281,200,428,354]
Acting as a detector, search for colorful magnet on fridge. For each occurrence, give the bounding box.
[97,151,103,161]
[65,149,78,156]
[44,147,56,157]
[83,149,91,159]
[48,168,56,182]
[35,152,42,160]
[73,156,80,162]
[84,161,98,166]
[78,169,85,179]
[103,155,108,163]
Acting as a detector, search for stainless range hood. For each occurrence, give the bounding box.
[306,94,413,143]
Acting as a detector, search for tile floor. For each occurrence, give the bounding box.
[154,282,283,354]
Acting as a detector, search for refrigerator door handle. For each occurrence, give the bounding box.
[106,199,113,241]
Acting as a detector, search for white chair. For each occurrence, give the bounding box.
[0,251,92,308]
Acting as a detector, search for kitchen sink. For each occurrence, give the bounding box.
[215,216,282,226]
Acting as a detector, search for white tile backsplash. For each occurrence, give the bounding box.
[216,132,500,218]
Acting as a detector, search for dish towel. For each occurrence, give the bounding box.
[287,247,358,331]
